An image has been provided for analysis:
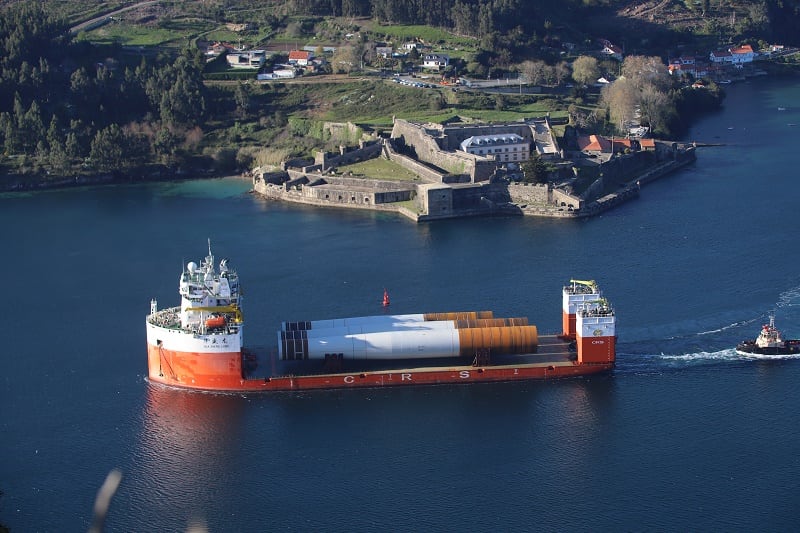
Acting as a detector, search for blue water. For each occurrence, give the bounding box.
[2,77,800,531]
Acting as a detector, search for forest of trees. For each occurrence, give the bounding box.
[0,2,209,177]
[0,0,782,180]
[276,0,800,44]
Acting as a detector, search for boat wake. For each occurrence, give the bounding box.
[618,283,800,374]
[615,347,800,376]
[695,318,760,336]
[777,284,800,309]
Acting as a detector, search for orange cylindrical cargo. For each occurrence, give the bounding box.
[454,317,529,329]
[456,325,538,357]
[423,311,494,321]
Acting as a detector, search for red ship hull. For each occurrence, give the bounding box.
[147,344,612,393]
[146,253,617,395]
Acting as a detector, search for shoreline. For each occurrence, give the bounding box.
[0,166,243,194]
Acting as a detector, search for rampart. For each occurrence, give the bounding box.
[390,118,552,183]
[312,139,383,172]
[391,119,488,181]
[383,142,445,182]
[253,172,414,210]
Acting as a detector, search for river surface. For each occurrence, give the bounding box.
[2,76,800,532]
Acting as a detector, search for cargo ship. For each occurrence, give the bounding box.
[736,315,800,356]
[146,244,616,392]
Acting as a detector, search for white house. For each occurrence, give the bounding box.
[422,53,449,70]
[460,134,530,162]
[600,44,623,61]
[376,46,393,59]
[710,44,754,64]
[288,50,313,66]
[729,44,755,63]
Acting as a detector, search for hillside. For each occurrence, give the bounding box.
[34,0,800,53]
[0,0,795,187]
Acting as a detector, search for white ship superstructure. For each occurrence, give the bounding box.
[146,242,243,386]
[576,300,616,364]
[562,279,602,338]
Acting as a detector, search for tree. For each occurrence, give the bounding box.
[153,127,178,165]
[600,77,638,134]
[520,154,551,184]
[639,83,674,135]
[521,59,550,86]
[621,55,671,93]
[90,125,125,171]
[554,61,571,86]
[571,56,599,86]
[234,82,251,118]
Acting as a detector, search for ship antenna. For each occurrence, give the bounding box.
[205,238,214,272]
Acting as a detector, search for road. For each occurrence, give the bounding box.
[70,1,162,33]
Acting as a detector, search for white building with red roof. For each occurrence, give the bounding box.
[710,44,754,64]
[288,50,313,66]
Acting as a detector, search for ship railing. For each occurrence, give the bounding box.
[578,307,614,318]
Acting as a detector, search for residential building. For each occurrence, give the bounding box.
[601,44,623,61]
[577,134,634,154]
[226,50,266,69]
[422,53,449,70]
[376,46,393,59]
[288,50,313,66]
[669,54,716,79]
[710,44,754,64]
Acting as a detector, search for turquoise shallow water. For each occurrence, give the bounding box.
[2,76,800,531]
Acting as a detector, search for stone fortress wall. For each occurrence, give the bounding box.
[252,119,696,222]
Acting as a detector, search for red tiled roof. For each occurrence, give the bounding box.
[731,44,753,54]
[578,135,645,152]
[289,50,311,60]
[640,139,656,148]
[612,138,632,150]
[577,135,611,152]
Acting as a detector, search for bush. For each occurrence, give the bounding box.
[211,147,237,173]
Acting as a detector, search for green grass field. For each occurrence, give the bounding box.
[337,158,419,181]
[80,23,186,46]
[363,23,476,50]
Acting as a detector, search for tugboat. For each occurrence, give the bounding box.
[736,315,800,356]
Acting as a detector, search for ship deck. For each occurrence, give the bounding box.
[247,334,576,379]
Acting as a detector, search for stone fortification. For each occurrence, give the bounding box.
[252,120,696,222]
[391,119,484,181]
[313,139,383,172]
[435,122,535,151]
[508,183,551,205]
[383,142,445,183]
[390,118,556,183]
[253,172,414,211]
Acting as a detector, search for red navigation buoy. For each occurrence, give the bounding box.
[382,288,390,307]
